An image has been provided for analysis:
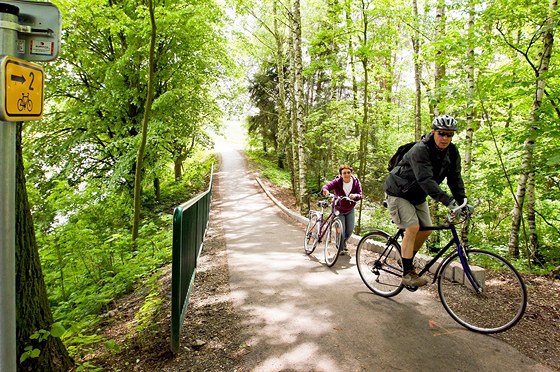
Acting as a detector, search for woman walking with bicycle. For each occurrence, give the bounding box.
[322,164,362,255]
[383,115,471,287]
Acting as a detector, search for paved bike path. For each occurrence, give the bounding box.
[214,136,551,372]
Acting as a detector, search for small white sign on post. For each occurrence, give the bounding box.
[3,0,62,62]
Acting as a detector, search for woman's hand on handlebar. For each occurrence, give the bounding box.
[339,195,356,203]
[324,192,356,203]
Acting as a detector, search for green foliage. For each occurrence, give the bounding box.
[20,346,40,363]
[19,323,66,363]
[247,62,281,153]
[25,1,226,359]
[30,147,214,357]
[133,274,164,336]
[75,361,103,372]
[38,0,232,197]
[242,0,560,274]
[245,149,292,188]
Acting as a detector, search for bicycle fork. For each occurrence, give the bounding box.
[429,236,484,294]
[457,247,484,294]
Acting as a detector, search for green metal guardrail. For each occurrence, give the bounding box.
[170,166,213,354]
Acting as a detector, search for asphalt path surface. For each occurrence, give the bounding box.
[214,134,550,372]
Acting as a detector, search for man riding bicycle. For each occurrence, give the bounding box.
[383,115,468,287]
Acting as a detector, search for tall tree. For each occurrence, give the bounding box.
[132,0,157,241]
[16,123,73,371]
[292,0,309,213]
[356,0,371,225]
[507,0,557,258]
[432,0,446,116]
[461,0,477,244]
[412,0,422,140]
[273,0,290,169]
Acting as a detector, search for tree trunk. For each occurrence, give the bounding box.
[293,0,309,214]
[174,136,196,181]
[16,123,73,371]
[357,124,369,233]
[345,0,358,134]
[430,0,447,232]
[273,0,289,173]
[355,0,370,232]
[527,172,538,258]
[508,166,527,258]
[154,177,161,202]
[461,2,476,245]
[412,0,422,140]
[433,0,446,115]
[174,158,183,180]
[132,0,157,241]
[287,2,300,205]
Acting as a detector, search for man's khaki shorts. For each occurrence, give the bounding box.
[386,195,432,229]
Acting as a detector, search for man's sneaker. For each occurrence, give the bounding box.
[402,271,428,287]
[340,248,348,256]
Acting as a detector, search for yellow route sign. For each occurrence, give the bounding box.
[0,56,44,121]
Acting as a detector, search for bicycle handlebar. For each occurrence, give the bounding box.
[327,193,356,204]
[448,198,482,223]
[450,198,468,214]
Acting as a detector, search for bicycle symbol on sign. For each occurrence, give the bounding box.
[17,93,33,112]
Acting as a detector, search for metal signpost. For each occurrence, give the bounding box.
[0,1,60,370]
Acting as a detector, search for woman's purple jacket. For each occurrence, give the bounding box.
[321,175,363,213]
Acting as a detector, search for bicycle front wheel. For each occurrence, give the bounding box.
[304,213,319,254]
[438,249,527,334]
[324,217,343,267]
[356,230,404,297]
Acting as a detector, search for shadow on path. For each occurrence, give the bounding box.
[214,138,551,372]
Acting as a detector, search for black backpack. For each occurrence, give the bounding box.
[387,141,417,172]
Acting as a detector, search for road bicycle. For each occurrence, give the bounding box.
[356,199,527,334]
[304,194,354,267]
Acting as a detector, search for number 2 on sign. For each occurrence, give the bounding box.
[28,72,35,91]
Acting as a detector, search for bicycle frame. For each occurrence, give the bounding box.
[313,198,341,243]
[387,223,483,293]
[358,198,527,334]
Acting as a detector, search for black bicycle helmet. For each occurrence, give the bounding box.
[432,115,458,131]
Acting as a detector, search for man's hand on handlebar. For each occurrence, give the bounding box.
[447,198,460,211]
[460,204,475,218]
[447,198,476,221]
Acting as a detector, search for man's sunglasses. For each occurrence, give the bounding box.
[437,131,454,138]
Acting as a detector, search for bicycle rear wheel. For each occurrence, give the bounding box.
[304,213,319,254]
[356,230,404,297]
[324,217,343,267]
[438,249,527,334]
